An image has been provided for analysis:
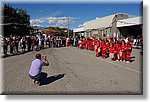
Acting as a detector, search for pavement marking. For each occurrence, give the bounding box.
[72,49,141,74]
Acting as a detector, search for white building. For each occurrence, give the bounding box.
[73,23,85,37]
[84,13,129,38]
[73,14,142,39]
[74,13,129,39]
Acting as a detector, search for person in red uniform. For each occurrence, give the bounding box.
[115,41,121,61]
[126,43,132,63]
[95,40,100,57]
[110,37,114,48]
[109,43,115,60]
[113,45,118,61]
[120,40,127,62]
[99,39,104,57]
[105,42,109,58]
[93,38,97,51]
[89,39,93,51]
[83,38,87,49]
[101,41,107,58]
[90,39,94,51]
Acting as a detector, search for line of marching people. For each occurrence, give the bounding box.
[78,37,134,63]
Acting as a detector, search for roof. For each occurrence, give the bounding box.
[117,16,142,27]
[84,14,116,30]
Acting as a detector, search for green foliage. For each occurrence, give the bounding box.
[3,4,30,37]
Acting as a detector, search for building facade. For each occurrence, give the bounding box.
[84,13,128,39]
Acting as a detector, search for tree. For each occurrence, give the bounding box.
[3,4,30,37]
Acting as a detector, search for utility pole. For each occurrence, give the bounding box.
[67,17,69,37]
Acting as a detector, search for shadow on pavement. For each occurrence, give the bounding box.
[40,74,65,86]
[130,56,136,59]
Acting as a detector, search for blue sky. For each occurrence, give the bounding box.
[3,1,142,29]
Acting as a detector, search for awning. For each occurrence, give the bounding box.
[117,16,142,27]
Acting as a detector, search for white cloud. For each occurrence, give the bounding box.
[30,16,78,27]
[47,17,58,24]
[48,17,77,27]
[30,19,44,26]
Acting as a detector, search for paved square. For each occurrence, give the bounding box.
[2,47,142,94]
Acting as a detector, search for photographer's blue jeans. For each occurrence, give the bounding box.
[29,72,47,81]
